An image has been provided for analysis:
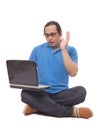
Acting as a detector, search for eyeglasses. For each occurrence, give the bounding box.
[44,32,58,38]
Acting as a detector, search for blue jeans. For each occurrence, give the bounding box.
[21,86,86,117]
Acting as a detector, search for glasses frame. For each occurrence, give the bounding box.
[44,32,58,38]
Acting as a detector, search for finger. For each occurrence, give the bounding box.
[65,31,70,43]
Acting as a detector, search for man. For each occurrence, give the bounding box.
[21,21,93,118]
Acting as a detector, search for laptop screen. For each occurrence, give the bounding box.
[6,60,38,86]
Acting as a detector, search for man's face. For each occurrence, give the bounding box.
[44,25,62,50]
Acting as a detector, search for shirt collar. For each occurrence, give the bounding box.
[45,42,61,53]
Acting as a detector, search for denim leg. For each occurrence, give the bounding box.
[21,90,73,117]
[52,86,86,106]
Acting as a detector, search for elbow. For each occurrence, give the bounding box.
[69,67,78,77]
[70,72,77,77]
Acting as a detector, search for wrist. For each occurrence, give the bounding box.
[61,48,67,52]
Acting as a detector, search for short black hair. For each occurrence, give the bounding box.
[44,21,62,34]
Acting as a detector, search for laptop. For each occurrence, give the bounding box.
[6,60,50,91]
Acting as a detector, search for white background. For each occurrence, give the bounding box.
[0,0,104,129]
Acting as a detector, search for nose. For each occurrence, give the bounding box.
[47,35,53,39]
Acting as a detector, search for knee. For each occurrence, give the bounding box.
[77,86,87,101]
[78,86,86,94]
[80,86,86,94]
[21,90,29,103]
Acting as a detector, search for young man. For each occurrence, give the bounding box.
[21,21,93,118]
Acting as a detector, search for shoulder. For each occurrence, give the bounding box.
[29,43,48,60]
[67,45,77,54]
[31,42,48,52]
[67,45,78,63]
[34,42,48,49]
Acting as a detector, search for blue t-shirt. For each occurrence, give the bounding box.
[29,42,78,93]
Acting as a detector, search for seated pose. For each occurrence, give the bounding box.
[21,21,93,118]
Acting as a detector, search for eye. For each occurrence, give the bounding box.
[44,32,58,38]
[50,33,56,37]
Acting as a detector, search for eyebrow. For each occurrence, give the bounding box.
[44,31,57,35]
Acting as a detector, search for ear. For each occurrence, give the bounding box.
[59,31,62,37]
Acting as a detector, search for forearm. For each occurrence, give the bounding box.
[61,49,78,76]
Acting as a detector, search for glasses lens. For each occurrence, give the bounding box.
[44,32,58,38]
